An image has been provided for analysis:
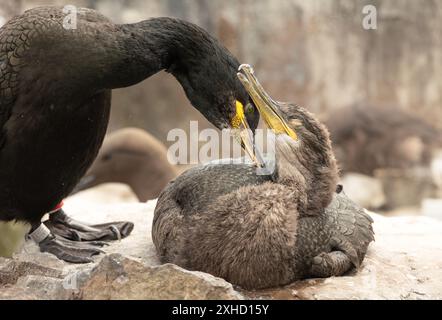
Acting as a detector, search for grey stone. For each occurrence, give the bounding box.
[248,213,442,300]
[78,254,243,300]
[375,168,438,208]
[1,185,441,300]
[0,259,62,286]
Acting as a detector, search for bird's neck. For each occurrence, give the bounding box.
[101,17,220,91]
[274,105,339,213]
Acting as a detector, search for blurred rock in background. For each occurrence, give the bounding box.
[0,0,22,26]
[73,128,179,202]
[327,104,442,176]
[5,0,441,145]
[340,173,386,210]
[376,167,438,208]
[327,104,442,211]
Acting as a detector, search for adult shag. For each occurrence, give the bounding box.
[153,65,374,290]
[0,7,259,262]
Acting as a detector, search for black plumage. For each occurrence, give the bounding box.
[0,6,258,262]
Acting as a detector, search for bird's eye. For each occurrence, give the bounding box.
[245,103,254,115]
[102,154,112,162]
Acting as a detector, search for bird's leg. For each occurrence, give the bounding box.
[44,209,134,242]
[29,222,104,264]
[309,251,354,278]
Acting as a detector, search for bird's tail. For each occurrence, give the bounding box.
[326,192,375,267]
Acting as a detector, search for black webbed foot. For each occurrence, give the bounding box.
[39,234,103,264]
[310,251,353,278]
[44,209,134,242]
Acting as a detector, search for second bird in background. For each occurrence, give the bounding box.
[74,128,178,202]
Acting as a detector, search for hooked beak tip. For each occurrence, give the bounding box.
[237,65,298,141]
[238,64,254,74]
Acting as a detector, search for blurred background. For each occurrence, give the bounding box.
[1,0,441,217]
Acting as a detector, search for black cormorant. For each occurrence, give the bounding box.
[152,65,374,289]
[0,7,259,263]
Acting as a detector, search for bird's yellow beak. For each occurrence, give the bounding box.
[237,64,298,141]
[230,100,265,167]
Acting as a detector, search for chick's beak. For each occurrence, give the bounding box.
[237,64,298,141]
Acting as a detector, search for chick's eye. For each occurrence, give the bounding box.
[102,154,112,162]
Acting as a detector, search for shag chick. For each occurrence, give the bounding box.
[153,65,374,290]
[74,128,178,202]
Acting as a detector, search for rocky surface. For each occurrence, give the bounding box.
[252,214,442,300]
[1,184,441,300]
[79,255,243,300]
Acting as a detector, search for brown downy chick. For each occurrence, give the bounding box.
[152,66,374,290]
[75,128,178,202]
